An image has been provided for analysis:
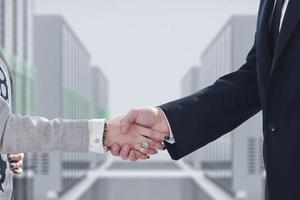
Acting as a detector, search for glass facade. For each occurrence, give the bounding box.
[61,24,92,193]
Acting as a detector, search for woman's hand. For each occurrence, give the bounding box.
[8,153,24,175]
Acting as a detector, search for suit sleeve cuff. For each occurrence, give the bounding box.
[157,107,175,144]
[88,119,106,154]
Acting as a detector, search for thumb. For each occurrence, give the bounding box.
[120,109,139,134]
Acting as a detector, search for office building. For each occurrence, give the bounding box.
[182,16,265,200]
[34,15,106,199]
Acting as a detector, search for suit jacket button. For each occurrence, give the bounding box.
[268,123,276,133]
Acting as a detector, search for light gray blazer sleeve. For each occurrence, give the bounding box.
[0,97,90,153]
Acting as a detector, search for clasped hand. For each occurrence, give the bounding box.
[104,107,170,161]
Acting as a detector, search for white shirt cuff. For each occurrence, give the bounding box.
[157,108,176,144]
[88,119,106,154]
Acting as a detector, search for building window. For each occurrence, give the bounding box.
[31,153,49,175]
[0,0,5,48]
[41,153,49,174]
[259,137,265,173]
[247,137,256,175]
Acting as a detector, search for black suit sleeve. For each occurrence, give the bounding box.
[159,42,261,160]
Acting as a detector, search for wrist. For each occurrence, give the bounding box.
[103,121,111,147]
[155,107,171,135]
[103,120,119,147]
[102,121,108,149]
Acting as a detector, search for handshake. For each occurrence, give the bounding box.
[103,107,170,161]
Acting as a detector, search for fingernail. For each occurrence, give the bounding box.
[164,136,170,140]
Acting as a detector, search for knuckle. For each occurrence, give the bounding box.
[128,109,137,118]
[130,108,138,114]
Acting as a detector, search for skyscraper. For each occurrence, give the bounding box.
[34,15,107,199]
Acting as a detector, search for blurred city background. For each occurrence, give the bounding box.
[0,0,266,199]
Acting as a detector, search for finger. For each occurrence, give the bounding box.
[8,153,24,162]
[134,150,149,160]
[146,139,165,150]
[120,109,139,133]
[110,144,121,157]
[137,126,167,142]
[120,144,131,160]
[12,168,23,175]
[134,146,157,155]
[147,148,158,155]
[128,150,137,161]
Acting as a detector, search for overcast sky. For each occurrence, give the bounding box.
[35,0,260,118]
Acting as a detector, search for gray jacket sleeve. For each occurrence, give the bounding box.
[0,97,90,153]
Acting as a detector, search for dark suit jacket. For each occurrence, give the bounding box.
[160,0,300,199]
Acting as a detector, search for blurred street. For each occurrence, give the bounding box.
[60,158,234,200]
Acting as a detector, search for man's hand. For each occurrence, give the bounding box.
[104,116,167,161]
[8,153,24,175]
[110,108,170,161]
